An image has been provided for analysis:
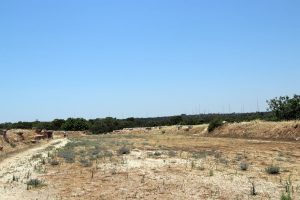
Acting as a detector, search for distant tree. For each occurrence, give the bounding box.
[89,119,106,134]
[61,118,89,131]
[267,95,300,120]
[169,116,183,125]
[89,117,119,134]
[126,117,135,122]
[35,122,53,130]
[51,119,65,130]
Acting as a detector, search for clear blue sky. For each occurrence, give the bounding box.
[0,0,299,122]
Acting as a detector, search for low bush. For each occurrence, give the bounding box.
[50,159,59,166]
[153,151,162,156]
[57,149,76,163]
[281,193,292,200]
[168,150,177,157]
[80,159,92,167]
[240,162,249,171]
[118,146,130,155]
[208,119,223,132]
[265,165,280,174]
[27,178,44,188]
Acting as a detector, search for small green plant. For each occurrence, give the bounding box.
[153,151,162,156]
[12,175,19,182]
[80,159,92,167]
[32,153,43,160]
[240,162,249,171]
[191,160,196,169]
[281,175,292,200]
[26,171,31,179]
[41,158,46,165]
[117,146,130,155]
[208,119,223,132]
[57,149,75,163]
[197,165,205,171]
[26,178,44,189]
[10,142,17,148]
[168,150,177,157]
[281,193,292,200]
[50,159,59,166]
[265,165,280,174]
[250,182,257,196]
[192,151,207,159]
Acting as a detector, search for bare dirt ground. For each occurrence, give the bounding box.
[0,138,69,200]
[44,133,300,199]
[0,122,299,200]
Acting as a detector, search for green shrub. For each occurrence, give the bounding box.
[57,149,76,163]
[50,159,59,166]
[10,143,16,148]
[118,146,130,155]
[208,119,223,132]
[265,165,280,174]
[267,94,300,120]
[79,159,92,167]
[168,150,177,157]
[27,179,44,188]
[240,162,249,171]
[153,151,162,156]
[281,193,292,200]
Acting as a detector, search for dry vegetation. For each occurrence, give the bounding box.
[0,121,300,199]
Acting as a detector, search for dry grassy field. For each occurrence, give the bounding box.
[0,122,300,200]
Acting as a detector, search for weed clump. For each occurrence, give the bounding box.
[80,159,92,167]
[250,182,257,196]
[265,165,280,174]
[168,150,177,157]
[281,193,292,200]
[118,146,130,155]
[240,162,249,171]
[57,149,75,163]
[153,151,162,156]
[50,159,59,166]
[26,178,44,189]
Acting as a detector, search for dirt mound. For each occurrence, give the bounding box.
[6,129,37,142]
[208,120,300,140]
[0,129,37,156]
[112,125,207,136]
[115,121,300,141]
[53,131,87,138]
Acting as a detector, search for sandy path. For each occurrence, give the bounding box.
[0,138,69,200]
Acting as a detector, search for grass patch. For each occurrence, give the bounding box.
[281,193,292,200]
[57,149,76,163]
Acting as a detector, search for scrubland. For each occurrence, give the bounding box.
[0,121,299,200]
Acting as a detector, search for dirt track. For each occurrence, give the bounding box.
[0,138,68,200]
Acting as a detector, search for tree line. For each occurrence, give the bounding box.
[0,112,272,134]
[0,95,299,134]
